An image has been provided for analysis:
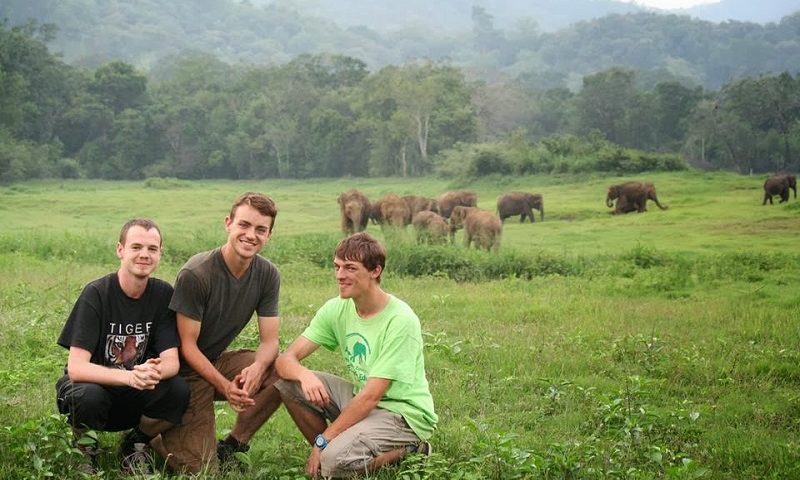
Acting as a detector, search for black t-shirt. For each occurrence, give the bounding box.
[58,273,179,370]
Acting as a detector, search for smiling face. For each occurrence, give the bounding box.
[224,203,273,262]
[333,256,381,300]
[116,225,162,279]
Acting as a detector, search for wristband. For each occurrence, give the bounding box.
[314,434,329,450]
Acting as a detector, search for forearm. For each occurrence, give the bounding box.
[252,337,279,373]
[324,393,380,441]
[182,344,229,392]
[274,353,311,381]
[67,361,131,386]
[159,354,180,379]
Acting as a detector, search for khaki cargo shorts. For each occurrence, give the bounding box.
[275,371,420,478]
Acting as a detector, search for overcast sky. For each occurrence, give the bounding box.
[618,0,720,9]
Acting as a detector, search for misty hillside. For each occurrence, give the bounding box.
[264,0,800,32]
[682,0,800,24]
[1,0,799,89]
[265,0,643,32]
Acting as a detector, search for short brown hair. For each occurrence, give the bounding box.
[119,218,162,246]
[335,232,386,282]
[229,192,278,228]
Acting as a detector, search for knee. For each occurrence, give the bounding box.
[273,378,299,401]
[58,382,112,429]
[320,435,372,477]
[165,376,191,405]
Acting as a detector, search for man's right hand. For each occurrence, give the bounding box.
[305,447,322,478]
[128,362,160,390]
[224,374,257,411]
[299,371,330,407]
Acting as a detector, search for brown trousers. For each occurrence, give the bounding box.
[154,349,267,474]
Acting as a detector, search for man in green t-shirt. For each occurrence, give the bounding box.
[275,232,437,478]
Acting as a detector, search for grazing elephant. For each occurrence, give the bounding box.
[606,181,667,214]
[412,211,450,245]
[337,189,371,235]
[449,206,502,252]
[497,192,544,223]
[437,190,478,218]
[763,174,797,205]
[369,198,384,225]
[403,195,439,224]
[377,194,410,228]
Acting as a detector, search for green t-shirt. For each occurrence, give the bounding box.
[302,295,438,439]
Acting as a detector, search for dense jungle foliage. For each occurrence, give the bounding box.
[2,20,799,183]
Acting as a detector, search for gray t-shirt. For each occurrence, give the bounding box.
[170,248,280,368]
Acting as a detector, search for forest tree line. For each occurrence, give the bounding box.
[1,21,799,183]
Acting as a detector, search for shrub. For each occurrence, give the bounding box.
[143,176,190,189]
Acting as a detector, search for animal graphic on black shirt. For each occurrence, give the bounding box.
[105,334,146,369]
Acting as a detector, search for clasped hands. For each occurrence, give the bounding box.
[127,357,162,390]
[224,363,265,412]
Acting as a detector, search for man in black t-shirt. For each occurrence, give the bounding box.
[156,192,283,473]
[56,219,189,473]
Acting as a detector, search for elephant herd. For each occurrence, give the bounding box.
[337,189,545,251]
[338,173,796,251]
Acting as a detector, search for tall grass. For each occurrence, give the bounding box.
[1,173,798,478]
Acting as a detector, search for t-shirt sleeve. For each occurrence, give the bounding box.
[256,263,280,318]
[301,299,339,351]
[169,269,206,322]
[57,284,102,353]
[368,316,418,384]
[152,283,180,354]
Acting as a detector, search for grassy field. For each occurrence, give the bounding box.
[0,171,799,479]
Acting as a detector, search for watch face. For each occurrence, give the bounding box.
[315,435,326,447]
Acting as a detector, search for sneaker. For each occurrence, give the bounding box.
[406,440,432,456]
[75,443,99,474]
[118,430,153,474]
[217,437,250,465]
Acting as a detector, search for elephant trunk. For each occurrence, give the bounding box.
[606,196,614,208]
[793,185,797,199]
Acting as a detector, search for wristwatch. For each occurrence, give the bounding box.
[314,434,329,450]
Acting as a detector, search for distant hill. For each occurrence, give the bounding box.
[263,0,800,31]
[1,0,798,89]
[265,0,643,32]
[681,0,800,24]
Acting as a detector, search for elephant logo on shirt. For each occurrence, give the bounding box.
[344,333,370,367]
[350,341,367,364]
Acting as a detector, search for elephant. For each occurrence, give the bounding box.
[496,191,544,223]
[369,198,384,225]
[449,205,502,252]
[606,181,667,214]
[412,211,451,245]
[763,174,797,204]
[377,193,410,228]
[437,190,478,219]
[403,195,439,224]
[337,189,371,235]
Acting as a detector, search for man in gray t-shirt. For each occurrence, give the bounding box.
[155,192,283,474]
